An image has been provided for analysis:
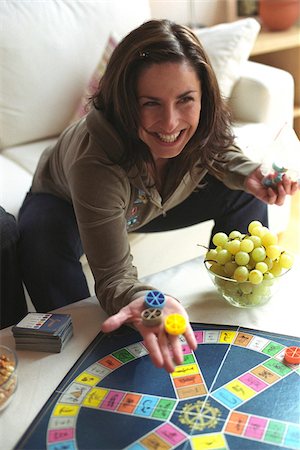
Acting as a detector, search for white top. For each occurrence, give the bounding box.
[0,256,299,450]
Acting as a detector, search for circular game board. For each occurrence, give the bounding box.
[17,324,300,450]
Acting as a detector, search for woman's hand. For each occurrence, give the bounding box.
[245,166,299,206]
[101,296,197,373]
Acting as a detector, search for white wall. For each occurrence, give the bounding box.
[149,0,229,27]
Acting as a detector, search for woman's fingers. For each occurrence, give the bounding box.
[142,330,164,368]
[184,323,198,351]
[291,181,299,194]
[157,332,182,372]
[274,183,286,206]
[282,174,292,195]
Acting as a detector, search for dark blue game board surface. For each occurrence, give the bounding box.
[15,323,300,450]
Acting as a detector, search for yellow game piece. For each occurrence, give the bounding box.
[164,314,187,335]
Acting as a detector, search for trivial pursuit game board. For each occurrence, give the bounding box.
[15,323,300,450]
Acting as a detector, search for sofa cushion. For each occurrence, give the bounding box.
[0,0,151,150]
[0,156,32,216]
[71,32,120,122]
[0,138,57,216]
[195,18,260,98]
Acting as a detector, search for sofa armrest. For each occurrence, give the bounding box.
[228,61,294,131]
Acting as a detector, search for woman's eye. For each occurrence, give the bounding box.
[142,101,159,107]
[180,96,194,104]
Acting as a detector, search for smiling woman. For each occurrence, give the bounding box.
[18,19,299,374]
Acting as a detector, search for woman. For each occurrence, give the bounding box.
[18,20,298,372]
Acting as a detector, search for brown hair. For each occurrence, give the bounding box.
[92,19,235,179]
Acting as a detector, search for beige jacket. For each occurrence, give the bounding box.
[32,108,259,314]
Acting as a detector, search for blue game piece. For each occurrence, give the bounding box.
[272,162,287,173]
[144,290,166,309]
[263,177,274,187]
[274,173,283,183]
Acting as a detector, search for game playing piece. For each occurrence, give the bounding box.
[144,290,166,309]
[284,346,300,365]
[164,313,187,335]
[141,308,162,327]
[262,162,287,187]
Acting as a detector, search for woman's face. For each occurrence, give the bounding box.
[137,61,201,163]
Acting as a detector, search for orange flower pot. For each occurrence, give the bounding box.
[259,0,300,31]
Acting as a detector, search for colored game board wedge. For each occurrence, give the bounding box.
[170,341,208,399]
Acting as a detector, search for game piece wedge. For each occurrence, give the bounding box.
[284,346,300,365]
[141,308,162,327]
[164,313,187,335]
[144,290,166,309]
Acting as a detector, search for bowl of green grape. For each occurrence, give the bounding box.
[204,220,293,308]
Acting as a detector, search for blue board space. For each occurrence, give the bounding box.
[199,344,269,390]
[15,323,300,450]
[76,409,158,450]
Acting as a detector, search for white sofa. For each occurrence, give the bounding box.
[0,1,296,297]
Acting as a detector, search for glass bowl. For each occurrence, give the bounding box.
[0,345,18,411]
[204,261,289,308]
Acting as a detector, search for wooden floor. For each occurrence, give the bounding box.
[278,190,300,255]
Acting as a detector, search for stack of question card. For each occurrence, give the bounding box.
[12,313,73,352]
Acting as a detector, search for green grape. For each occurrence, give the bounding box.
[251,226,268,238]
[205,249,218,262]
[240,238,254,253]
[261,231,278,247]
[209,263,227,277]
[245,292,263,305]
[255,261,268,274]
[264,257,273,270]
[229,230,242,240]
[248,235,262,248]
[239,283,253,294]
[279,251,294,269]
[225,239,241,255]
[220,279,238,294]
[264,272,274,280]
[216,249,232,265]
[212,232,228,247]
[233,266,249,282]
[235,251,250,266]
[269,261,282,277]
[224,261,238,277]
[266,245,281,260]
[249,269,263,284]
[247,256,256,270]
[248,220,262,234]
[251,247,266,262]
[263,272,275,286]
[252,282,269,296]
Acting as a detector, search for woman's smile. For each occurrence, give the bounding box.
[145,129,185,145]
